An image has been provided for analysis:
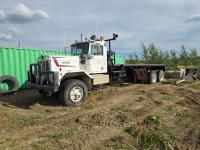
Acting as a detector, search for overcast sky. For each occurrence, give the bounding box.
[0,0,200,55]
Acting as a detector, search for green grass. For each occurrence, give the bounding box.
[120,105,135,114]
[165,94,177,101]
[0,138,26,150]
[96,135,136,150]
[144,115,162,126]
[90,90,104,96]
[166,105,194,119]
[190,82,200,89]
[7,116,42,128]
[178,111,193,118]
[41,130,75,140]
[5,138,18,149]
[30,129,76,150]
[125,115,173,150]
[104,137,130,150]
[166,106,177,114]
[7,115,43,128]
[130,128,173,150]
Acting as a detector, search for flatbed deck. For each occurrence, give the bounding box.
[113,64,166,67]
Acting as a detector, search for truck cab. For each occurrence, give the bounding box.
[71,40,108,74]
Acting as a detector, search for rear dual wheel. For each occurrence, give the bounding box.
[158,70,165,82]
[149,70,164,84]
[149,71,157,84]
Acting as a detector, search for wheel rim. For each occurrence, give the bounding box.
[159,71,164,82]
[151,72,157,83]
[69,86,84,103]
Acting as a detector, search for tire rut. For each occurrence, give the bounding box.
[183,127,200,150]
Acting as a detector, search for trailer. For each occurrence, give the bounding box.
[29,34,165,106]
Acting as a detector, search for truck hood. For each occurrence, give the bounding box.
[50,55,80,72]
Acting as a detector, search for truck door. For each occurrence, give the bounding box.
[88,43,107,73]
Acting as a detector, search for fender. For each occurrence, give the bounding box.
[60,71,93,91]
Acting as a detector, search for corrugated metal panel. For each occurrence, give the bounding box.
[0,47,65,90]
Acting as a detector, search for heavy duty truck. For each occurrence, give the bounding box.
[0,47,123,95]
[29,34,165,106]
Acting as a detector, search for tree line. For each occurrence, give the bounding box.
[126,43,200,70]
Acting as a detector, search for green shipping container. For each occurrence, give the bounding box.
[0,47,65,92]
[115,54,125,64]
[0,47,125,93]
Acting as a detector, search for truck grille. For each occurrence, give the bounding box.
[38,61,50,72]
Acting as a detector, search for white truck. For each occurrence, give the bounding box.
[29,34,165,106]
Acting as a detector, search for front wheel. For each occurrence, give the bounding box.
[59,79,88,106]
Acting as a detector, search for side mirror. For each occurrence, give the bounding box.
[86,54,93,59]
[80,54,93,59]
[80,54,85,59]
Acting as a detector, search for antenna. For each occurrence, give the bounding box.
[81,33,83,42]
[64,28,66,48]
[95,19,98,36]
[18,41,21,48]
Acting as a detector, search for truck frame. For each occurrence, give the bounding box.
[29,34,165,106]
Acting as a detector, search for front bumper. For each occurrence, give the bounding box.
[28,63,60,92]
[29,83,59,92]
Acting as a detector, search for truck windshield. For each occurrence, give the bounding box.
[71,43,89,56]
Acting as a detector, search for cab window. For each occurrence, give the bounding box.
[71,43,89,56]
[91,44,103,55]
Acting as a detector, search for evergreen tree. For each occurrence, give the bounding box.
[179,45,189,66]
[142,44,148,63]
[170,50,179,69]
[189,48,198,66]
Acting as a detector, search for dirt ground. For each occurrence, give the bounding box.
[0,82,200,150]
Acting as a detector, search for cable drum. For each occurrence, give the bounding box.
[0,75,19,94]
